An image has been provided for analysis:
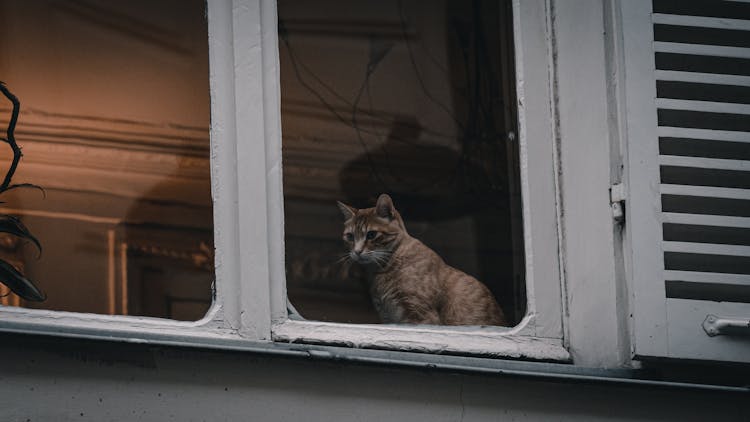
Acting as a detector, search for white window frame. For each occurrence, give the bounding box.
[270,0,567,361]
[0,0,259,348]
[0,0,570,363]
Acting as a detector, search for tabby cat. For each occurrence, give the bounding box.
[337,194,506,326]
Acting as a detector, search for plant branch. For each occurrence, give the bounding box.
[0,82,23,192]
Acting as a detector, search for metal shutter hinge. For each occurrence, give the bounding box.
[610,183,626,223]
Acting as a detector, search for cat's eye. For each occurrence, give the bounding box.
[365,231,377,240]
[344,233,354,242]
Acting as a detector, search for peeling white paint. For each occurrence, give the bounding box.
[273,320,570,362]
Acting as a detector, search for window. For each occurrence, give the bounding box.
[0,0,257,344]
[271,0,566,359]
[0,0,213,321]
[0,0,568,364]
[278,0,525,326]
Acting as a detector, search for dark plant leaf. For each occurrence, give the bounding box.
[2,183,46,198]
[0,258,45,301]
[0,214,42,254]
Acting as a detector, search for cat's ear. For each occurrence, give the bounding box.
[337,201,357,220]
[375,194,396,220]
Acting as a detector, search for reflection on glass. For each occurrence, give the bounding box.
[0,0,213,321]
[280,0,525,325]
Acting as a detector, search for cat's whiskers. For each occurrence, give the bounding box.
[333,253,355,271]
[368,250,392,268]
[334,253,351,265]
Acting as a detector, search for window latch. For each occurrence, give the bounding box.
[702,314,750,337]
[610,183,626,223]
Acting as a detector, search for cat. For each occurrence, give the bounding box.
[337,194,506,326]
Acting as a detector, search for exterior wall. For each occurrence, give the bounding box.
[1,333,747,421]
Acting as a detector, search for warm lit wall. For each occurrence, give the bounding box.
[0,0,212,317]
[0,0,209,127]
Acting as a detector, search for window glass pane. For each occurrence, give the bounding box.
[280,0,525,326]
[0,0,213,321]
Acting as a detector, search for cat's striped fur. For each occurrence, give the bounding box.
[337,194,506,326]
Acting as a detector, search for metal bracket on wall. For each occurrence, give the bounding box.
[703,314,750,337]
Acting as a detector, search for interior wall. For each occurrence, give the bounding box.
[0,0,210,127]
[0,0,213,320]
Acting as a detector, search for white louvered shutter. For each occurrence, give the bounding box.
[622,0,750,363]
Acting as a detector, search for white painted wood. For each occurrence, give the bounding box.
[654,41,750,59]
[663,241,750,257]
[0,298,238,343]
[206,0,245,334]
[273,319,570,361]
[261,0,287,325]
[663,212,750,228]
[653,13,750,31]
[656,98,750,115]
[604,0,637,367]
[625,1,750,362]
[658,127,750,143]
[664,270,750,286]
[665,299,750,363]
[655,70,750,87]
[619,0,669,358]
[659,155,750,172]
[511,0,563,339]
[661,184,750,200]
[230,0,275,340]
[553,0,625,367]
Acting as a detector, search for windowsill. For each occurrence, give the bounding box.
[272,318,569,362]
[0,303,568,362]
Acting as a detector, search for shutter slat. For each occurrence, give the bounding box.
[660,155,750,171]
[663,212,750,228]
[656,70,750,87]
[663,240,750,257]
[658,126,750,143]
[653,13,750,31]
[661,183,750,200]
[655,41,750,59]
[664,270,750,286]
[656,98,750,114]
